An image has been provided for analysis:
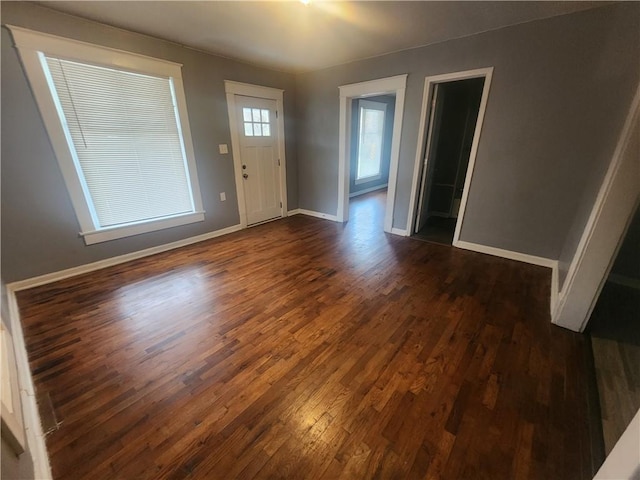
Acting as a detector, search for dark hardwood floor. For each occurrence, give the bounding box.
[413,216,457,246]
[17,190,595,479]
[588,280,640,454]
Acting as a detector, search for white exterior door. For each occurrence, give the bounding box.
[236,95,282,225]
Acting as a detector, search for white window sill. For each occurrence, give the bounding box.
[80,211,205,245]
[355,174,382,185]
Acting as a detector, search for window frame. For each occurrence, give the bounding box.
[8,25,205,245]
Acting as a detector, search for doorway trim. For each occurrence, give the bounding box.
[552,83,640,332]
[407,67,493,244]
[225,80,287,228]
[338,74,407,233]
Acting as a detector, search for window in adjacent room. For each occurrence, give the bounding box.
[355,100,386,183]
[9,26,205,245]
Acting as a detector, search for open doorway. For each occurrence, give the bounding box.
[407,68,493,245]
[414,77,484,244]
[338,75,407,233]
[414,78,483,244]
[348,95,396,219]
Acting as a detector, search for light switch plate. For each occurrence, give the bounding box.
[218,144,228,154]
[220,192,226,201]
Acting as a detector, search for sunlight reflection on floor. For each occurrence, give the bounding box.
[115,265,211,330]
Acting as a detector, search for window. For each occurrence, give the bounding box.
[356,100,387,183]
[9,26,204,245]
[242,107,271,137]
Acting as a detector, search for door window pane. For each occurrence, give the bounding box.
[241,107,272,137]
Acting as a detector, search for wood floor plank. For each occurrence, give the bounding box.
[588,280,640,460]
[16,190,595,479]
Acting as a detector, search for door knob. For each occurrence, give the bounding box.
[243,173,248,179]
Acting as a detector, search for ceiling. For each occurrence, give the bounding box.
[39,1,607,73]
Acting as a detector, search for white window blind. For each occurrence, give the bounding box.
[43,56,196,229]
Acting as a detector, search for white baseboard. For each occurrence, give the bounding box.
[292,207,405,236]
[607,273,640,290]
[349,184,388,198]
[454,240,557,268]
[293,209,340,222]
[454,240,558,317]
[7,223,243,292]
[5,288,52,479]
[390,227,408,236]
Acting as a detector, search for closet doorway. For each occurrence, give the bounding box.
[407,68,493,245]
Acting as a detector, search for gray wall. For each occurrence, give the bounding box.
[1,2,297,282]
[3,2,639,284]
[296,3,640,260]
[350,95,395,195]
[1,437,35,480]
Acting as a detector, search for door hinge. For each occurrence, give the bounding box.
[278,159,281,166]
[276,110,278,118]
[280,202,282,208]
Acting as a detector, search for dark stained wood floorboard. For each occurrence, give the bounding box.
[588,280,640,456]
[17,190,594,479]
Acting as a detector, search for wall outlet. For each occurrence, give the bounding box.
[220,192,226,201]
[218,144,228,154]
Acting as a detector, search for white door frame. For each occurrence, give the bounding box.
[594,408,640,479]
[225,80,287,228]
[338,74,407,233]
[406,67,494,243]
[552,83,640,332]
